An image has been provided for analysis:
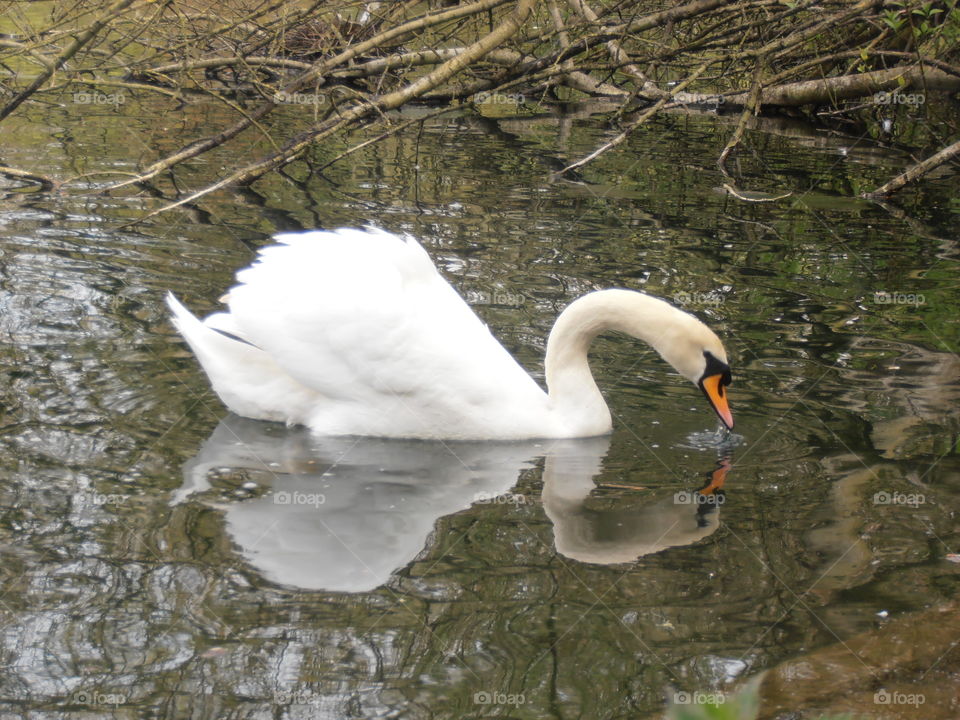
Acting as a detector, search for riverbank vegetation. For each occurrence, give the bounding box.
[1,0,958,213]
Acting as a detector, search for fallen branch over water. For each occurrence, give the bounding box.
[122,0,538,222]
[0,0,956,210]
[865,138,960,198]
[728,65,960,107]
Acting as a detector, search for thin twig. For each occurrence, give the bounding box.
[0,164,57,190]
[314,107,457,174]
[864,139,960,198]
[722,184,793,202]
[718,60,764,175]
[558,62,710,175]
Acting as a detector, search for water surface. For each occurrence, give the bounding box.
[1,94,958,718]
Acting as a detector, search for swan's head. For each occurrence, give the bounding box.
[653,314,734,430]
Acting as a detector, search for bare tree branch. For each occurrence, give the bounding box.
[0,0,141,122]
[865,139,960,198]
[122,0,538,223]
[99,0,512,192]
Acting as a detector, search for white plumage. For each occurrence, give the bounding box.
[168,227,734,439]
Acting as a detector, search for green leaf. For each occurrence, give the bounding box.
[665,676,764,720]
[881,10,905,30]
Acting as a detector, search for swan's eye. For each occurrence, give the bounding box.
[701,350,731,386]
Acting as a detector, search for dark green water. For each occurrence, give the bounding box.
[0,94,958,719]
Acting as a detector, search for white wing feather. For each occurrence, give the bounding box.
[171,228,551,438]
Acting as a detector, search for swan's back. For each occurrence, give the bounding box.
[170,228,551,439]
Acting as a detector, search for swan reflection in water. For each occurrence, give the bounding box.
[173,416,732,592]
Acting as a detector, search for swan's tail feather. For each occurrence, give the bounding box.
[166,292,204,343]
[165,292,317,424]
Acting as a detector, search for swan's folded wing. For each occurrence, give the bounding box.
[225,228,549,437]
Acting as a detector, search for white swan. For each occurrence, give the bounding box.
[167,227,733,439]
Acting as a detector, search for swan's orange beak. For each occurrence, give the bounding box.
[700,373,734,429]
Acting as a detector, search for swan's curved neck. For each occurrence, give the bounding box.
[543,289,698,435]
